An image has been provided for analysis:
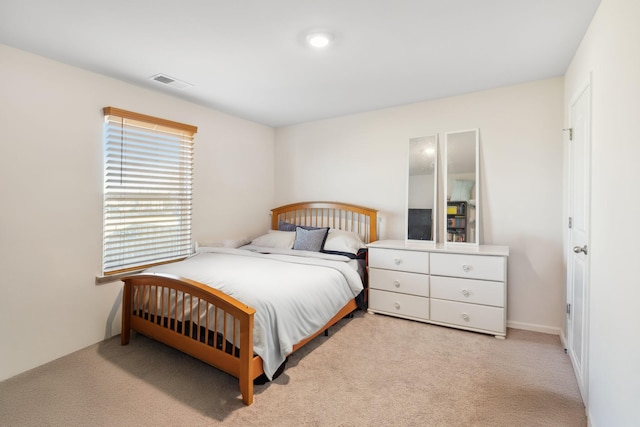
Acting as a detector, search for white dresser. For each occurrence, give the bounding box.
[367,240,509,338]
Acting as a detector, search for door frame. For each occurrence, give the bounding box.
[565,75,592,404]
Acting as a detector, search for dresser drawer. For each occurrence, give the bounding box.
[369,289,429,321]
[369,268,429,297]
[430,253,505,281]
[430,299,505,334]
[369,248,429,274]
[430,276,504,307]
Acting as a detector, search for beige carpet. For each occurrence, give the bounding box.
[0,311,586,426]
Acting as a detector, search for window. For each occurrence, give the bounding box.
[102,107,197,275]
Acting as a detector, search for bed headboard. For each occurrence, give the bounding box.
[271,201,378,243]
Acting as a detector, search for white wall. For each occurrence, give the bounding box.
[276,78,565,334]
[0,44,275,381]
[564,0,640,425]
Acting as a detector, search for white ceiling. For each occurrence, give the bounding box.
[0,0,601,127]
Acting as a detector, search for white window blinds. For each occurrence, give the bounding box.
[102,107,197,275]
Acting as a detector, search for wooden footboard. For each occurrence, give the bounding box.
[121,273,259,405]
[121,272,358,405]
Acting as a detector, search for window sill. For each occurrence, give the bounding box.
[95,269,144,285]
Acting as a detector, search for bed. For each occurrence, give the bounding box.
[120,201,377,405]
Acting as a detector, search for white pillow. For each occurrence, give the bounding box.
[450,179,474,201]
[196,237,250,251]
[251,230,295,249]
[323,230,366,255]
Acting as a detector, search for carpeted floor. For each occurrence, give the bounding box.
[0,311,586,426]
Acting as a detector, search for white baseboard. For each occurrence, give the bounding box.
[507,320,561,336]
[559,329,567,348]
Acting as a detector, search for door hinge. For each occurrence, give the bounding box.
[563,128,573,141]
[568,217,573,229]
[566,303,571,316]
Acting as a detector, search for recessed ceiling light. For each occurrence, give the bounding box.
[306,32,333,48]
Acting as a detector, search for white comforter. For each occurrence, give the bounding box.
[144,247,364,379]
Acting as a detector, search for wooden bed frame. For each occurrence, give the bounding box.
[121,201,377,405]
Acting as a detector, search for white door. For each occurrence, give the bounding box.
[566,82,591,404]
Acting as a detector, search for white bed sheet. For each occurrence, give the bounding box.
[144,247,364,379]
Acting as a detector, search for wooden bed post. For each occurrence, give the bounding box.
[121,280,131,345]
[238,312,254,405]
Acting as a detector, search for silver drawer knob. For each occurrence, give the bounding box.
[394,258,402,265]
[394,280,401,288]
[462,289,470,297]
[462,313,470,321]
[462,264,471,272]
[394,302,401,310]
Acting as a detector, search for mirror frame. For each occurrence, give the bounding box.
[406,134,438,243]
[443,129,480,245]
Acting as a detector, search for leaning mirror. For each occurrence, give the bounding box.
[407,135,438,242]
[444,129,479,244]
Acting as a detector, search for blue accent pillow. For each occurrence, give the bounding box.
[293,227,329,252]
[279,220,323,232]
[278,220,298,231]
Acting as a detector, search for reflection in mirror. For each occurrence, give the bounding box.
[444,129,479,244]
[407,135,437,242]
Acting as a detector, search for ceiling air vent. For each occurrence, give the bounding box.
[149,74,193,89]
